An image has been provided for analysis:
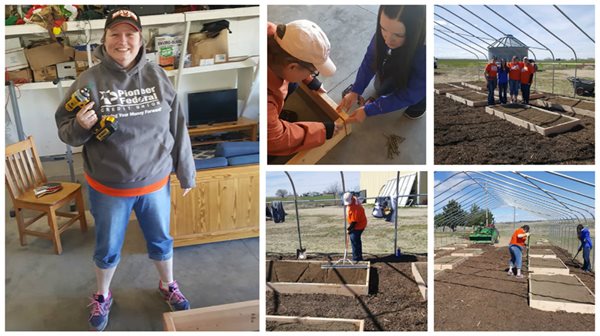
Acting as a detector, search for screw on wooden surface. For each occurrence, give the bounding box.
[384,133,405,160]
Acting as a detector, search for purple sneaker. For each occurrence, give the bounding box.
[88,292,112,331]
[159,281,190,311]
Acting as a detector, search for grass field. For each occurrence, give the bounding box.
[435,58,595,98]
[266,205,427,255]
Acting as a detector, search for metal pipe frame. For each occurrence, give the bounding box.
[434,33,481,81]
[434,23,489,56]
[554,5,594,43]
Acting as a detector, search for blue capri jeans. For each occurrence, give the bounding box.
[509,79,520,97]
[89,183,173,269]
[509,244,523,269]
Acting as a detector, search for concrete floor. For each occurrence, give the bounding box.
[269,5,426,164]
[5,154,259,331]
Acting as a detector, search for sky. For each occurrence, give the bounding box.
[434,171,594,224]
[434,5,595,59]
[266,171,361,196]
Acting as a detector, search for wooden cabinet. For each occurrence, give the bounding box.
[169,164,259,247]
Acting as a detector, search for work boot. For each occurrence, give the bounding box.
[88,292,113,331]
[159,280,190,311]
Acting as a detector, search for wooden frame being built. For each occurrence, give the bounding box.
[529,274,595,314]
[434,256,466,271]
[484,105,581,136]
[411,262,427,300]
[446,90,488,107]
[162,300,259,331]
[528,257,570,275]
[280,83,351,164]
[266,315,365,332]
[530,96,595,118]
[170,164,259,247]
[266,260,370,296]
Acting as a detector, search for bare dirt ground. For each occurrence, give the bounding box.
[267,205,427,255]
[434,94,594,164]
[435,244,595,331]
[267,253,427,331]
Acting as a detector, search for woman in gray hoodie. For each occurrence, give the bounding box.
[55,8,195,331]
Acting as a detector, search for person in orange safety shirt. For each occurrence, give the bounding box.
[519,57,535,104]
[507,224,530,278]
[343,192,368,261]
[484,56,498,105]
[267,20,343,159]
[508,56,521,103]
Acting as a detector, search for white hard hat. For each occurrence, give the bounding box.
[342,192,353,205]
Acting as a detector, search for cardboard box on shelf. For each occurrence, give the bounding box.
[57,61,77,79]
[155,35,182,70]
[5,48,28,70]
[188,29,228,67]
[33,65,58,82]
[6,68,33,83]
[75,61,88,76]
[24,42,74,70]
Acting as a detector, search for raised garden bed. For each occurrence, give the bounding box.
[162,300,259,331]
[528,257,569,275]
[434,255,466,270]
[461,81,544,99]
[434,82,463,94]
[529,274,595,314]
[485,104,581,136]
[529,249,557,259]
[451,248,484,257]
[266,315,364,331]
[446,89,488,107]
[266,260,370,296]
[531,96,595,117]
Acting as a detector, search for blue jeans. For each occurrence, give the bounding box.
[509,244,523,269]
[487,79,497,105]
[498,82,508,104]
[89,183,173,269]
[349,230,364,261]
[521,83,531,103]
[509,79,520,96]
[583,246,592,271]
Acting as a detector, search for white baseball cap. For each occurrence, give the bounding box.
[342,192,353,206]
[275,20,336,77]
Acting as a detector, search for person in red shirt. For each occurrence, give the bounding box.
[484,57,498,105]
[508,225,530,278]
[267,20,343,158]
[508,56,521,103]
[519,57,534,104]
[343,192,368,261]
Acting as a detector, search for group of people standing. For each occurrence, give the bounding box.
[485,56,537,105]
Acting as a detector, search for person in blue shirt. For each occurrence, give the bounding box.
[338,5,426,123]
[497,59,509,104]
[577,224,593,272]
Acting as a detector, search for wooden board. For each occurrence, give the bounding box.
[529,249,557,259]
[434,83,463,94]
[451,248,484,257]
[266,315,364,331]
[273,83,351,164]
[484,104,581,136]
[528,257,570,275]
[434,256,466,270]
[530,97,595,118]
[266,260,370,296]
[170,164,259,247]
[461,81,545,100]
[411,262,427,300]
[163,300,259,331]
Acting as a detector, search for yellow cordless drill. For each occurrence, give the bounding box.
[65,88,118,141]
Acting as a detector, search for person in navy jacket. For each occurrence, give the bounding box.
[338,5,426,123]
[577,224,593,272]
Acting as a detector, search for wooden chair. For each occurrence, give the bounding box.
[5,136,87,254]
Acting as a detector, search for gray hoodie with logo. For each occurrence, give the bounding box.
[55,45,195,190]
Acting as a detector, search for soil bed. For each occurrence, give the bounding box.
[266,319,360,331]
[434,94,594,164]
[543,96,595,112]
[447,90,488,101]
[435,244,595,331]
[267,253,427,331]
[266,260,367,285]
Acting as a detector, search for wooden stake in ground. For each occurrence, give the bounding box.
[384,133,406,159]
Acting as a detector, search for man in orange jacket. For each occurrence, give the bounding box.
[508,225,530,278]
[519,57,535,104]
[267,20,343,158]
[343,192,368,261]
